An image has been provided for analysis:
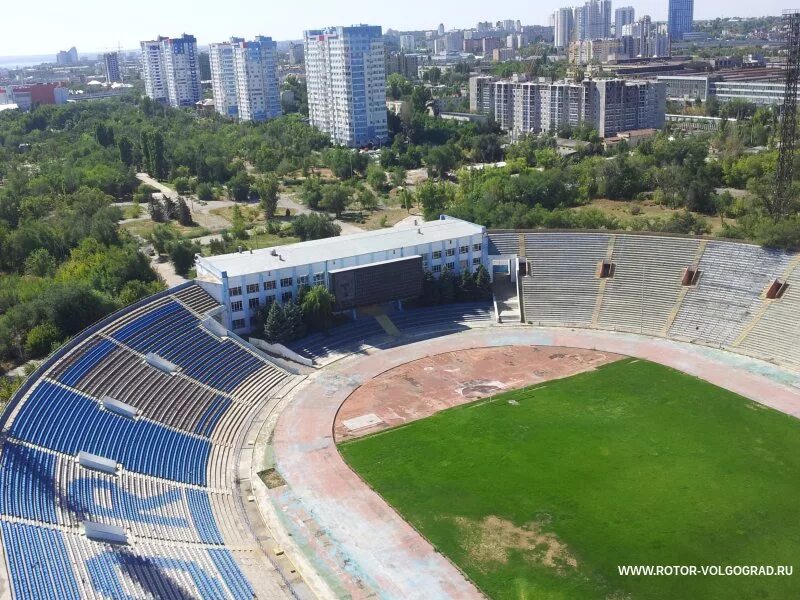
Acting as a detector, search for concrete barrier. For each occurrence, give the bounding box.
[249,338,314,367]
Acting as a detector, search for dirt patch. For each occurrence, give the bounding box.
[454,515,578,574]
[334,346,623,442]
[258,468,287,489]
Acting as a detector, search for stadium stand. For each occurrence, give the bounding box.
[668,241,794,347]
[288,302,493,362]
[522,232,611,326]
[488,230,800,372]
[597,235,701,334]
[0,282,291,599]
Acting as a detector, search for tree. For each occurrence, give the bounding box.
[357,188,378,212]
[176,197,193,226]
[150,131,168,180]
[321,184,351,218]
[291,213,341,241]
[196,182,215,201]
[439,266,456,304]
[24,322,62,358]
[366,164,388,193]
[301,285,336,332]
[168,240,199,276]
[474,264,492,300]
[263,301,291,344]
[257,175,280,220]
[24,249,56,277]
[118,136,134,167]
[301,176,324,209]
[149,223,177,254]
[148,199,166,223]
[417,180,450,220]
[458,269,477,301]
[229,204,249,240]
[227,171,252,203]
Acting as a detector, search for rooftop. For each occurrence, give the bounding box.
[197,217,484,279]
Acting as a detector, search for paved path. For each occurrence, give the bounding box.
[268,326,800,599]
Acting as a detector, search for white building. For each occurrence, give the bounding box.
[304,25,388,147]
[140,39,168,103]
[195,217,488,333]
[400,34,416,52]
[140,34,201,107]
[209,39,241,118]
[232,37,281,122]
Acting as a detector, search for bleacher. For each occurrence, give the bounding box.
[668,241,793,347]
[522,233,611,326]
[487,231,520,255]
[738,260,800,366]
[0,283,290,599]
[288,302,493,362]
[598,235,700,334]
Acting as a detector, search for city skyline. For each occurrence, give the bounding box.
[1,0,792,56]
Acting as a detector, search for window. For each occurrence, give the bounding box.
[313,272,325,286]
[281,291,293,303]
[445,248,455,257]
[446,262,455,271]
[459,245,469,254]
[298,275,309,286]
[473,257,482,265]
[263,280,276,291]
[228,286,242,297]
[246,283,259,294]
[264,295,275,307]
[231,300,243,312]
[232,319,246,330]
[248,298,260,310]
[432,264,442,273]
[432,250,442,260]
[280,277,293,288]
[473,243,482,252]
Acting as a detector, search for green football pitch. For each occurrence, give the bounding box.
[339,359,800,600]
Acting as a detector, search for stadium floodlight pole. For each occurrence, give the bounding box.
[774,9,800,220]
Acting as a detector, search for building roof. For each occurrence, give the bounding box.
[197,217,484,278]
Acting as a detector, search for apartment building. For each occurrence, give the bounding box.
[103,52,122,84]
[209,39,241,118]
[140,34,201,107]
[232,37,281,122]
[471,75,666,138]
[304,25,388,147]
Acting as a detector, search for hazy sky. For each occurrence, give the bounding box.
[1,0,790,56]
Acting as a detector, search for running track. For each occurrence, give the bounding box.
[268,326,800,599]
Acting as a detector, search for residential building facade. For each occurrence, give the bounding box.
[209,39,241,118]
[103,52,122,83]
[232,37,281,122]
[471,76,666,138]
[304,25,388,147]
[140,34,201,107]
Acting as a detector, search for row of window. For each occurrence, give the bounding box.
[229,273,326,298]
[230,291,295,314]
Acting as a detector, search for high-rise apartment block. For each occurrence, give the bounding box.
[140,34,201,107]
[615,7,636,38]
[554,7,575,49]
[553,0,612,45]
[470,75,666,138]
[209,39,241,118]
[304,25,388,147]
[103,52,122,83]
[232,37,281,122]
[668,0,694,40]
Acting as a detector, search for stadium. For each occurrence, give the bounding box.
[1,223,800,599]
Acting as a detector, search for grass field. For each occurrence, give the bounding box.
[339,359,800,600]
